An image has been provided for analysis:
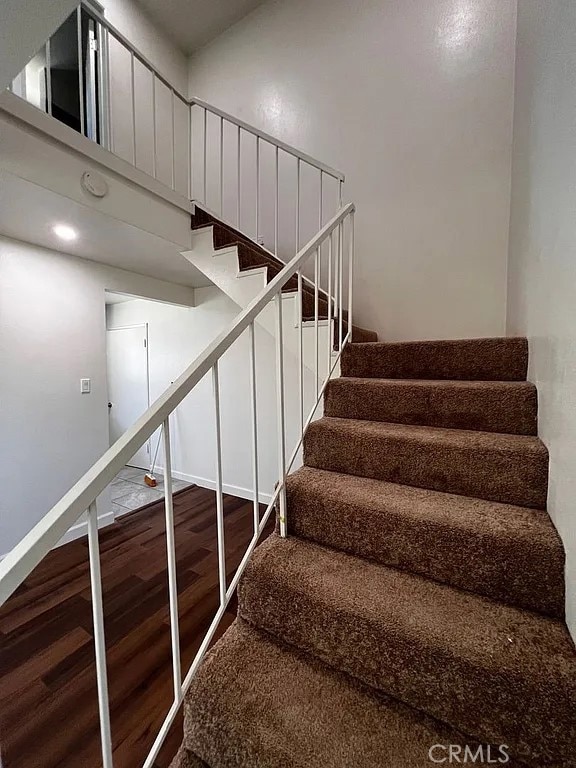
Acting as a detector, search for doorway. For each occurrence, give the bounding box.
[106,323,150,469]
[11,3,107,144]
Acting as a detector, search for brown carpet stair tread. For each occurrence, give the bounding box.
[179,618,533,768]
[304,416,548,508]
[341,336,528,380]
[239,535,576,768]
[325,377,538,435]
[285,466,564,617]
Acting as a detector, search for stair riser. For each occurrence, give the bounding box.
[239,553,574,768]
[325,379,538,435]
[285,480,564,618]
[303,424,548,508]
[342,338,528,380]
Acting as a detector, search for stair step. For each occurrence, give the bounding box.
[239,536,576,768]
[181,619,530,768]
[303,417,548,508]
[325,377,538,434]
[285,467,564,616]
[341,337,528,380]
[192,205,378,342]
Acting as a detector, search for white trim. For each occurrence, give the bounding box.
[57,510,115,547]
[158,467,273,505]
[0,509,115,562]
[236,266,268,280]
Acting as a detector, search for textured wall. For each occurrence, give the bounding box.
[188,0,517,341]
[507,0,576,640]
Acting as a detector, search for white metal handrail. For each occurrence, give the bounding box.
[8,2,344,256]
[0,201,355,767]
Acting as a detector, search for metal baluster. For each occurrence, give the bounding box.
[256,137,260,241]
[295,159,301,253]
[130,52,136,165]
[152,75,157,179]
[219,116,224,216]
[327,231,333,373]
[348,211,355,340]
[275,293,287,537]
[171,90,176,190]
[319,171,324,230]
[314,248,319,396]
[212,363,226,604]
[237,126,241,228]
[297,269,304,434]
[203,108,207,204]
[45,39,53,116]
[316,171,323,393]
[77,7,85,137]
[96,23,106,147]
[187,103,192,200]
[162,418,182,702]
[274,146,279,255]
[87,502,113,768]
[248,323,259,535]
[338,221,343,350]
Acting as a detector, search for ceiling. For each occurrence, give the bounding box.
[136,0,267,54]
[0,171,212,289]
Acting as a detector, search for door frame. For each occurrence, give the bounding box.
[106,322,151,467]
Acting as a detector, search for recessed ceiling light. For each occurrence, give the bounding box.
[53,224,77,241]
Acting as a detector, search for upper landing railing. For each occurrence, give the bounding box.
[7,1,345,259]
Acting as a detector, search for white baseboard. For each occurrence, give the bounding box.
[56,510,116,548]
[0,509,116,563]
[0,474,270,562]
[165,468,273,505]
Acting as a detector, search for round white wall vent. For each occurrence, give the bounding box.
[81,171,109,198]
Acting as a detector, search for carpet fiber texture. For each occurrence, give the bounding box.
[341,337,528,380]
[175,336,575,768]
[304,417,549,508]
[180,619,533,768]
[285,466,564,616]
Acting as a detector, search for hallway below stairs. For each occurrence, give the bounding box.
[0,487,273,768]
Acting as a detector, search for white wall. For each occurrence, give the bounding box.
[0,236,195,556]
[107,289,314,502]
[103,0,188,95]
[507,0,576,641]
[188,0,517,341]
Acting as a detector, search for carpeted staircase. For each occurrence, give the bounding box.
[191,205,377,343]
[172,336,576,768]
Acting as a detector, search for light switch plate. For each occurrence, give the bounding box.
[80,378,91,394]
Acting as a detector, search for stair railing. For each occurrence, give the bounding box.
[0,202,355,768]
[7,1,345,258]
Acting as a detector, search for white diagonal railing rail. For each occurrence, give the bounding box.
[0,201,355,766]
[7,2,344,257]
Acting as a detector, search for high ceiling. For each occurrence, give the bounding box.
[136,0,268,54]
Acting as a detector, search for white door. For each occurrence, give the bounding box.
[106,324,150,469]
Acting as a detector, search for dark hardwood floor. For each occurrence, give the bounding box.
[0,486,273,768]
